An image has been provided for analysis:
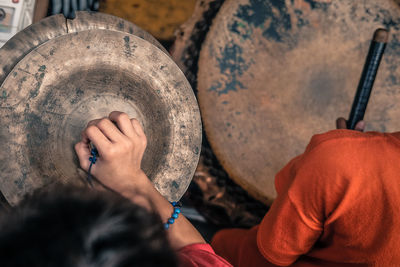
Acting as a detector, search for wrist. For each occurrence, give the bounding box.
[116,171,154,198]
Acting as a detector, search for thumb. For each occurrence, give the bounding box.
[74,141,91,171]
[354,120,365,132]
[336,117,347,129]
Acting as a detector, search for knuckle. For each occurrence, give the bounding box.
[141,136,147,147]
[118,139,133,152]
[86,125,97,136]
[131,119,140,128]
[124,140,134,150]
[86,120,95,127]
[74,143,80,151]
[116,112,129,122]
[98,118,110,128]
[105,146,116,157]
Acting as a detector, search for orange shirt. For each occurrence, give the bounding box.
[212,130,400,266]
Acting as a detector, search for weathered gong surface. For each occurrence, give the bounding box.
[0,11,167,85]
[198,0,400,204]
[0,13,201,206]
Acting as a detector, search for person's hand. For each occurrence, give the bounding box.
[75,111,148,194]
[76,112,206,250]
[336,117,365,132]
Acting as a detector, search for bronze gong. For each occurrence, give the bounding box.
[0,12,202,205]
[198,0,400,205]
[0,11,168,85]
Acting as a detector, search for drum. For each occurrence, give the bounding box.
[0,12,202,206]
[198,0,400,205]
[173,0,269,228]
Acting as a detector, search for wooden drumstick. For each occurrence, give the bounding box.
[347,28,389,130]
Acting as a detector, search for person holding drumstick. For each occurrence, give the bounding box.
[210,29,400,266]
[211,116,400,267]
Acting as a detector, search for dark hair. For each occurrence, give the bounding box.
[0,185,178,267]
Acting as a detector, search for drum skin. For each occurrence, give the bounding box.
[172,0,269,228]
[0,13,201,205]
[198,0,400,204]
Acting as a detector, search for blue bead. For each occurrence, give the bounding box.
[168,218,175,224]
[91,148,98,155]
[172,213,179,219]
[164,223,170,229]
[171,201,177,206]
[174,207,181,214]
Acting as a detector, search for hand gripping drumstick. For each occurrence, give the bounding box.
[347,29,389,130]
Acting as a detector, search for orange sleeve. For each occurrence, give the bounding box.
[212,226,282,267]
[257,190,322,266]
[257,132,349,265]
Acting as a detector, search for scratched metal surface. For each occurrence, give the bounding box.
[198,0,400,204]
[0,28,201,205]
[0,11,168,87]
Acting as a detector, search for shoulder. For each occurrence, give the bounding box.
[275,130,400,195]
[306,129,398,152]
[284,129,400,186]
[302,130,400,165]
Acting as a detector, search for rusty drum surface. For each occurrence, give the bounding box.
[0,12,201,205]
[172,0,270,228]
[198,0,400,204]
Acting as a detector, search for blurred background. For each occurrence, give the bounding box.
[0,0,196,48]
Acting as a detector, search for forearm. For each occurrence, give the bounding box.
[119,172,206,250]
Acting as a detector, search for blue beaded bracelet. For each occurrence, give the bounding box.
[164,201,181,229]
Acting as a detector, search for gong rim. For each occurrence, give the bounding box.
[0,11,168,86]
[0,29,201,205]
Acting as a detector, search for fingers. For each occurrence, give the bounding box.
[74,141,91,171]
[96,118,125,143]
[86,118,125,143]
[354,120,365,132]
[81,112,146,157]
[84,125,111,155]
[80,119,101,144]
[336,117,365,132]
[336,117,347,129]
[131,118,145,137]
[131,119,147,149]
[109,111,136,138]
[87,119,101,127]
